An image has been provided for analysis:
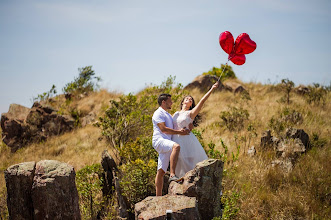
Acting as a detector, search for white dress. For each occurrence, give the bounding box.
[172,110,208,178]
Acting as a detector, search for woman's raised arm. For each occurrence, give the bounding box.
[190,81,219,119]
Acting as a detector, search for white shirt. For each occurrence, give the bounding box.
[152,107,173,144]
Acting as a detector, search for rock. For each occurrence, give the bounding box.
[135,195,200,220]
[260,130,273,148]
[101,150,117,196]
[113,172,130,219]
[168,159,223,220]
[1,102,75,152]
[184,75,224,92]
[81,112,97,127]
[276,138,306,159]
[296,85,310,95]
[285,128,310,150]
[4,160,81,220]
[4,161,36,220]
[223,81,247,94]
[247,146,256,157]
[271,158,294,172]
[31,160,81,220]
[267,128,310,172]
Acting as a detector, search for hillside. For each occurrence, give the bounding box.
[1,77,330,219]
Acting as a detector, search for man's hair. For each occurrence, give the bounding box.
[158,93,171,106]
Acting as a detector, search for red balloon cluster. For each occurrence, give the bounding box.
[219,31,256,65]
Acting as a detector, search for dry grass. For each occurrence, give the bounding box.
[1,82,330,219]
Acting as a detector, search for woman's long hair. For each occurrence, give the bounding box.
[180,95,201,127]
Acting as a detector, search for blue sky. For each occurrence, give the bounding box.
[0,0,330,114]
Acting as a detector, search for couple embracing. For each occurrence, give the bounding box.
[152,82,219,196]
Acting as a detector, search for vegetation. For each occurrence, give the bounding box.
[0,72,330,219]
[63,66,101,96]
[32,84,57,103]
[280,78,295,104]
[76,164,104,219]
[203,64,236,81]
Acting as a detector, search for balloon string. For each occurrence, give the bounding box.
[217,61,229,82]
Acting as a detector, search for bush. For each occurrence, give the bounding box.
[220,106,249,132]
[63,66,101,96]
[96,93,154,151]
[76,164,104,220]
[119,137,158,164]
[203,64,236,81]
[119,159,157,212]
[304,83,327,106]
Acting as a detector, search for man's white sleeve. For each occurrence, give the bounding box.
[153,111,165,124]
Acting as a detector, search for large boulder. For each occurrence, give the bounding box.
[4,161,36,220]
[168,159,224,220]
[135,195,200,220]
[32,160,81,220]
[184,75,224,92]
[4,160,81,220]
[1,102,75,152]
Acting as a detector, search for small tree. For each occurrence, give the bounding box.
[281,78,294,104]
[63,66,101,95]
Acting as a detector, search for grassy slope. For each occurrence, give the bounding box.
[1,81,330,219]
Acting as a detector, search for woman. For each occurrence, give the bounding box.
[172,81,219,178]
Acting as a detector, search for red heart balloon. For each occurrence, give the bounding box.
[228,53,246,65]
[219,31,234,55]
[234,33,256,55]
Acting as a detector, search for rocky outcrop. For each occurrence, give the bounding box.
[168,159,224,220]
[134,159,223,220]
[223,81,247,94]
[260,128,310,172]
[135,195,200,220]
[4,160,81,220]
[1,103,74,152]
[184,75,224,92]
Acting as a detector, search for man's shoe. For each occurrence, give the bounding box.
[168,175,179,183]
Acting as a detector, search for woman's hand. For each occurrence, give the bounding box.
[211,81,219,90]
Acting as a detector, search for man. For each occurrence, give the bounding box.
[152,93,190,196]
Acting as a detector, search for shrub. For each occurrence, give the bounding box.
[220,106,249,132]
[96,93,154,151]
[119,137,158,164]
[63,66,101,96]
[304,83,327,106]
[119,159,157,212]
[203,64,236,81]
[76,164,104,220]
